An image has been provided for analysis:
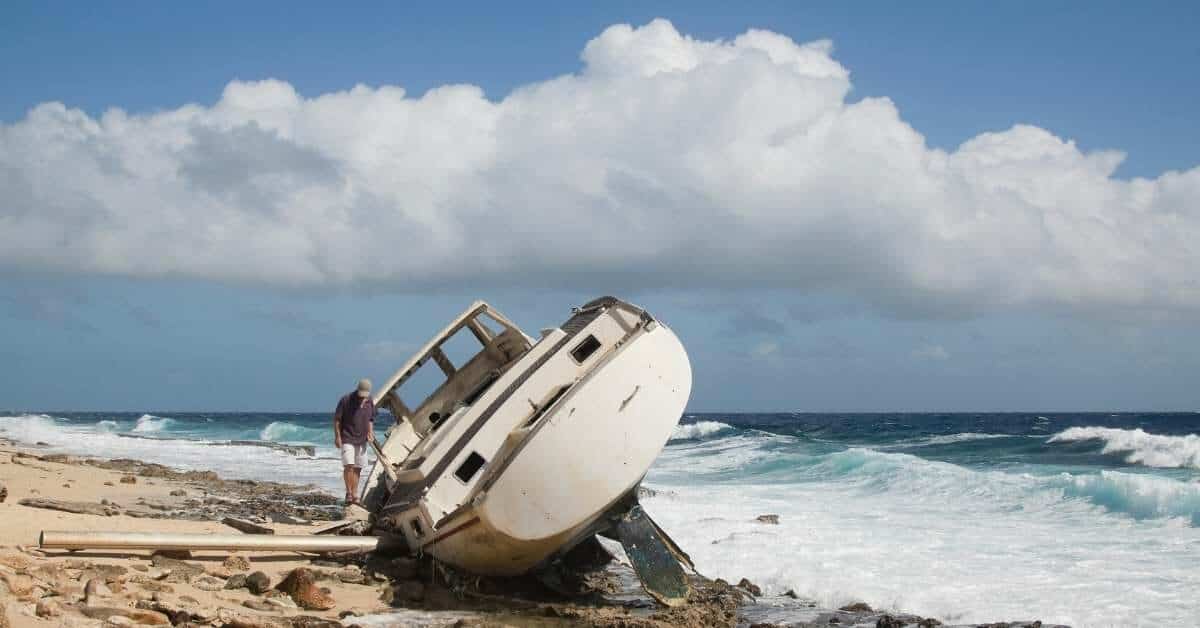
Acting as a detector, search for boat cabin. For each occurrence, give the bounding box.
[372,302,534,462]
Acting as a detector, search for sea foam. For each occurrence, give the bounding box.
[131,414,173,433]
[1049,426,1200,469]
[670,420,734,441]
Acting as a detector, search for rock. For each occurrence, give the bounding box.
[17,497,119,516]
[267,512,310,525]
[221,517,275,535]
[276,568,336,610]
[783,589,799,599]
[223,554,252,573]
[0,571,39,601]
[191,575,227,591]
[35,597,62,618]
[242,599,276,612]
[84,577,113,603]
[104,481,115,486]
[755,514,780,525]
[841,602,873,613]
[134,599,207,626]
[80,606,170,625]
[336,565,366,584]
[149,554,203,583]
[120,475,137,484]
[917,619,942,627]
[225,574,249,590]
[245,571,271,595]
[150,549,191,560]
[384,579,425,605]
[737,578,762,597]
[389,557,419,580]
[129,576,174,593]
[876,615,905,628]
[106,616,135,627]
[169,489,187,496]
[0,482,7,503]
[292,617,343,628]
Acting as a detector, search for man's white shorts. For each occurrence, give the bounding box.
[340,443,368,468]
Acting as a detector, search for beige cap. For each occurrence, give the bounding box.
[356,378,372,397]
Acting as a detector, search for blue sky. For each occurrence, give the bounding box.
[1,2,1198,412]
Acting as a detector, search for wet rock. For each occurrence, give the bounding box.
[737,578,762,597]
[783,589,799,599]
[876,615,905,628]
[223,554,251,572]
[246,571,271,595]
[169,489,187,497]
[755,514,780,525]
[276,568,335,610]
[841,602,873,613]
[120,475,137,484]
[917,619,943,627]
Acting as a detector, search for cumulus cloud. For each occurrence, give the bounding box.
[1,19,1197,318]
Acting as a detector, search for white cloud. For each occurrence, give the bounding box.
[1,19,1197,318]
[912,344,951,361]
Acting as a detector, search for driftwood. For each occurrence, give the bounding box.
[19,498,120,517]
[220,517,275,535]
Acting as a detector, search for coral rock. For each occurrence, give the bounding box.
[276,568,336,611]
[245,571,271,595]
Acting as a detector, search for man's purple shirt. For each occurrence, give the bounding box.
[334,392,376,446]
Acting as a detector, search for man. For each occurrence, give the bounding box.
[333,378,376,505]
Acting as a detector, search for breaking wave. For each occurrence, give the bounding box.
[259,421,327,444]
[670,420,735,441]
[891,432,1014,447]
[131,414,173,433]
[1049,426,1200,469]
[96,420,120,431]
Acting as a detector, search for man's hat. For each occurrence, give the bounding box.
[356,378,372,398]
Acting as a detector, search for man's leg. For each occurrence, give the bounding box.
[342,465,355,502]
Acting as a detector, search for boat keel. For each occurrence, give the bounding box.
[614,504,691,607]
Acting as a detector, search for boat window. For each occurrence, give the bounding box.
[440,327,485,370]
[399,358,446,410]
[570,335,602,363]
[410,518,424,538]
[454,452,487,483]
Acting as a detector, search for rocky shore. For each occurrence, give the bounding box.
[0,439,1065,627]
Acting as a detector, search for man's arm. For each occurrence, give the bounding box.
[332,398,344,448]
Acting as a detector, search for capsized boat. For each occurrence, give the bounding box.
[360,296,695,604]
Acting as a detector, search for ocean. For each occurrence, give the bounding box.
[2,411,1198,627]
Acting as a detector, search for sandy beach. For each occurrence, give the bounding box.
[0,438,759,628]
